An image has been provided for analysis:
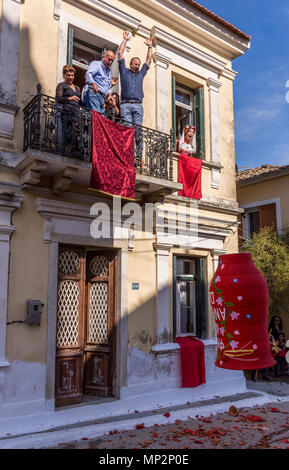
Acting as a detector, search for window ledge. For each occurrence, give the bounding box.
[151,339,217,354]
[151,342,180,354]
[0,359,10,368]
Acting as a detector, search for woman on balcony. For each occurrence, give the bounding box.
[56,65,81,153]
[178,125,196,156]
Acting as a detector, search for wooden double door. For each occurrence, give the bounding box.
[55,245,117,407]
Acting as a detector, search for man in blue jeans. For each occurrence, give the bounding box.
[82,50,118,114]
[118,31,153,126]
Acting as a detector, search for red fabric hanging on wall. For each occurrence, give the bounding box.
[175,336,206,388]
[90,111,136,199]
[178,152,202,200]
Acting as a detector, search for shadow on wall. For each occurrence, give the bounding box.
[14,26,41,154]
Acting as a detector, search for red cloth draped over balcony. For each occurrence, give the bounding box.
[178,152,202,200]
[175,336,206,388]
[90,111,136,199]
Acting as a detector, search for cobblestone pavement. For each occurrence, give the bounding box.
[54,398,289,450]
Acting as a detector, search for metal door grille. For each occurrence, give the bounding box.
[57,280,80,347]
[89,283,108,343]
[90,255,109,277]
[59,250,81,275]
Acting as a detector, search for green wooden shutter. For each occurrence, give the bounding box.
[196,258,206,339]
[194,87,205,159]
[67,26,74,65]
[171,75,176,146]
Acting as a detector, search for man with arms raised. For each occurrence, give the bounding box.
[118,31,152,125]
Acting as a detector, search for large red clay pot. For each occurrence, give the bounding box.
[209,253,276,370]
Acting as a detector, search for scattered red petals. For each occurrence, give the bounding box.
[163,412,170,418]
[240,414,264,422]
[270,407,280,413]
[109,429,120,435]
[136,423,145,429]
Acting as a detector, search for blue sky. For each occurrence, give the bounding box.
[199,0,289,169]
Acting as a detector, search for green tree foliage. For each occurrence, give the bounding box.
[242,226,289,316]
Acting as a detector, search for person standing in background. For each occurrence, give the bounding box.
[82,50,118,114]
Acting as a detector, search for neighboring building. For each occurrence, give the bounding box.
[236,163,289,339]
[0,0,250,437]
[237,164,289,242]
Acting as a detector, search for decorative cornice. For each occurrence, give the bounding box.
[64,0,141,30]
[0,191,24,210]
[35,197,93,219]
[152,26,227,75]
[207,77,222,92]
[153,51,171,69]
[148,0,251,58]
[221,68,238,81]
[166,194,241,216]
[153,242,173,255]
[0,101,20,113]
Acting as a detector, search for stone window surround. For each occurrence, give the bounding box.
[240,198,282,239]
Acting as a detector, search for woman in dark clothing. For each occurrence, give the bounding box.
[56,65,81,153]
[268,315,283,340]
[250,316,284,382]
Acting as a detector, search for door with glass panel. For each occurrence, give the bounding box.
[175,257,197,337]
[55,246,116,407]
[173,256,206,339]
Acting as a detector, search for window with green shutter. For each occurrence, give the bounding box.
[172,77,205,159]
[66,26,110,90]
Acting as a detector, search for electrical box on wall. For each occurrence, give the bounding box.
[26,300,43,325]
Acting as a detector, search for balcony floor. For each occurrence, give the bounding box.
[16,149,182,199]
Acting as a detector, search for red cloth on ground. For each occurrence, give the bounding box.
[90,111,136,199]
[178,152,202,199]
[175,336,206,388]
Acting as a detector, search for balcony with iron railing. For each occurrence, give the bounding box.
[21,84,182,198]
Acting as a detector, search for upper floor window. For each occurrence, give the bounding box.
[175,85,194,136]
[172,77,205,159]
[72,40,103,90]
[66,26,117,91]
[239,203,277,246]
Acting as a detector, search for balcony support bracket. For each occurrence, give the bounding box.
[20,160,48,185]
[52,167,79,194]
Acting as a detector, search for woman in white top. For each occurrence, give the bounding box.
[178,124,196,156]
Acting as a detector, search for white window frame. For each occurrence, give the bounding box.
[175,84,194,137]
[175,257,197,338]
[240,198,282,241]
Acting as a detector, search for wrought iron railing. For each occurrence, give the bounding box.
[23,84,174,181]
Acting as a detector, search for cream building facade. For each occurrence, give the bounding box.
[0,0,250,437]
